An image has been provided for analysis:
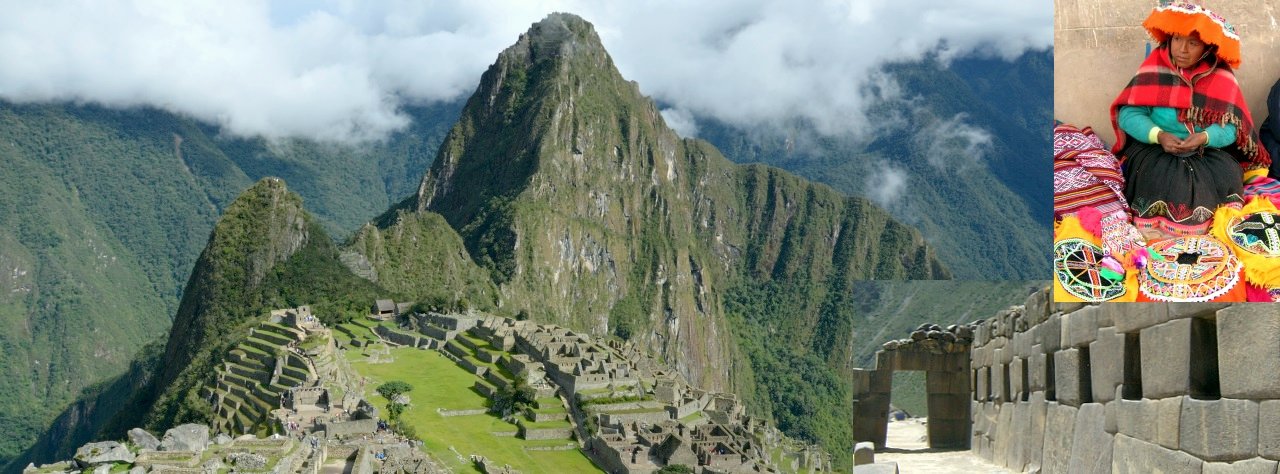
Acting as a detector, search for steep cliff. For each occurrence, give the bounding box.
[350,14,950,457]
[130,178,382,431]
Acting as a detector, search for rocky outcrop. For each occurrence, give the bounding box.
[359,12,948,396]
[73,442,135,467]
[159,424,209,452]
[127,428,159,451]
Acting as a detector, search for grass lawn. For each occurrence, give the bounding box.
[347,347,601,473]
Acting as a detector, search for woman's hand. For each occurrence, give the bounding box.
[1181,131,1209,150]
[1157,131,1189,153]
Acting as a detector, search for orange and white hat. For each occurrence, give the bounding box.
[1143,2,1242,68]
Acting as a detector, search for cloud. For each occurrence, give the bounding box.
[660,108,699,138]
[911,111,993,170]
[865,165,908,210]
[0,0,1051,142]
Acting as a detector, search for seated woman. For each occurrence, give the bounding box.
[1110,2,1270,240]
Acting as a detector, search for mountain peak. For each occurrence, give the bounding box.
[515,12,604,63]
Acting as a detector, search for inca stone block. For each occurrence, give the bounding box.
[926,370,969,395]
[1036,313,1062,353]
[1053,302,1086,315]
[1003,402,1028,471]
[1068,403,1114,474]
[1203,458,1278,474]
[1115,398,1158,444]
[1181,398,1259,462]
[1110,303,1171,334]
[1112,434,1203,474]
[1054,348,1087,407]
[1168,302,1230,320]
[1012,330,1034,359]
[1105,389,1118,434]
[1010,358,1025,400]
[1217,305,1280,399]
[993,402,1016,466]
[1140,318,1193,399]
[1025,288,1049,326]
[1258,401,1280,460]
[926,393,970,421]
[851,462,899,474]
[1028,345,1047,392]
[1156,396,1183,450]
[1022,392,1048,471]
[1041,403,1077,474]
[1090,326,1124,403]
[992,362,1009,403]
[853,442,874,466]
[976,367,989,402]
[1062,304,1098,348]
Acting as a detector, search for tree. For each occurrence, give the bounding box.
[489,370,536,418]
[376,381,413,401]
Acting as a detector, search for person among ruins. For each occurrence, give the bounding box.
[1110,2,1270,239]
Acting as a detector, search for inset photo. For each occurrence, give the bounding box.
[1054,1,1280,302]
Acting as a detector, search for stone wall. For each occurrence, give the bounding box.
[319,419,377,440]
[972,289,1280,472]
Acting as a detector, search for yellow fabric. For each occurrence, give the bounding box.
[1244,168,1268,181]
[1053,215,1139,302]
[1147,126,1162,144]
[1212,197,1280,286]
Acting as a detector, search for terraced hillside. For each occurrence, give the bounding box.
[204,320,313,435]
[338,310,828,473]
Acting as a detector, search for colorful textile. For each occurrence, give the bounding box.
[1110,46,1269,174]
[1142,2,1241,69]
[1053,215,1136,302]
[1122,141,1243,236]
[1245,283,1280,302]
[1054,124,1129,219]
[1212,197,1280,287]
[1244,174,1280,199]
[1136,235,1245,302]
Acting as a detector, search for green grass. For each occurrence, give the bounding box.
[519,418,572,429]
[338,322,377,342]
[347,347,600,473]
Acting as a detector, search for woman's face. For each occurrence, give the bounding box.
[1170,33,1207,69]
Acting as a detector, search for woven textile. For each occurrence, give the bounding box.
[1054,124,1128,219]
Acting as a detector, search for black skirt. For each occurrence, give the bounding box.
[1122,138,1244,226]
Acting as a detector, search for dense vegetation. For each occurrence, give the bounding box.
[7,14,1049,472]
[0,99,463,469]
[697,50,1052,280]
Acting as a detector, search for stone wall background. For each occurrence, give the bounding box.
[972,290,1280,472]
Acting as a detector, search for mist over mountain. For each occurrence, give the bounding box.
[0,8,1049,472]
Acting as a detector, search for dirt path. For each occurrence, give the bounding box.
[875,418,1013,473]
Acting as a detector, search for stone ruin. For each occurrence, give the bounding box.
[968,290,1280,472]
[850,323,975,451]
[409,312,831,473]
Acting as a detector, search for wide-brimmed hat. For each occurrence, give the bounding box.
[1143,2,1241,68]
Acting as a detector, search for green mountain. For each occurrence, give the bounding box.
[349,13,948,462]
[696,50,1053,280]
[6,13,1044,472]
[0,100,461,469]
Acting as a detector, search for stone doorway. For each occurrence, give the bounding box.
[851,325,973,450]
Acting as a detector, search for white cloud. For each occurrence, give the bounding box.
[660,108,699,138]
[912,111,993,170]
[0,0,1051,142]
[865,165,908,209]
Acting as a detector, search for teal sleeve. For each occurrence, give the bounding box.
[1203,123,1237,148]
[1118,106,1159,143]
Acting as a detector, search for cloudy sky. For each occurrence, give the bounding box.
[0,0,1052,142]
